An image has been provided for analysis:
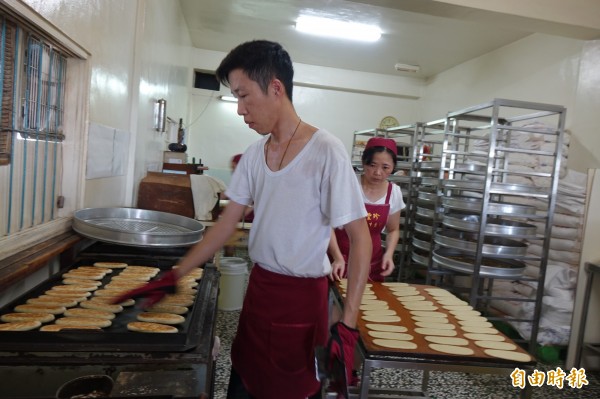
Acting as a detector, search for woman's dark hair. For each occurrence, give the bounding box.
[216,40,294,101]
[362,146,397,172]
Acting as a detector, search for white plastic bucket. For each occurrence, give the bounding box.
[218,257,248,311]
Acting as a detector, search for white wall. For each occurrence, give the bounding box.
[420,33,600,173]
[186,49,423,183]
[22,0,193,208]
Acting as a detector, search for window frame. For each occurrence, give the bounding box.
[0,1,90,261]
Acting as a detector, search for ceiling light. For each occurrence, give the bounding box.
[295,15,381,42]
[394,63,420,73]
[219,95,238,102]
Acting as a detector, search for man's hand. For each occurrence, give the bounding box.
[111,269,178,308]
[327,321,359,395]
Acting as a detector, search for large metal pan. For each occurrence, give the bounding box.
[441,196,537,216]
[442,213,538,238]
[434,230,528,256]
[432,248,525,277]
[73,207,205,247]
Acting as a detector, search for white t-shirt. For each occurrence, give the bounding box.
[226,129,367,277]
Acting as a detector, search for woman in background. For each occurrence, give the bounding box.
[329,137,405,282]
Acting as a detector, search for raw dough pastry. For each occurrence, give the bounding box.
[424,288,453,296]
[368,331,413,340]
[449,309,481,317]
[397,295,426,302]
[365,323,407,333]
[382,282,410,287]
[460,326,498,335]
[360,303,389,311]
[442,304,473,311]
[360,299,388,306]
[429,343,474,355]
[362,315,401,323]
[463,333,505,342]
[410,310,446,318]
[424,336,469,346]
[474,341,517,350]
[402,302,437,311]
[415,321,455,330]
[363,309,397,317]
[452,313,483,321]
[391,290,420,297]
[458,319,492,328]
[361,294,378,301]
[484,349,532,362]
[372,339,417,350]
[411,315,448,323]
[414,328,457,337]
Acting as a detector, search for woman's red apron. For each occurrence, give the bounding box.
[334,182,392,282]
[231,264,328,398]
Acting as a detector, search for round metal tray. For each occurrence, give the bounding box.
[73,207,205,247]
[441,196,537,216]
[418,191,438,203]
[434,230,528,256]
[441,180,549,197]
[412,232,432,251]
[442,213,538,237]
[411,250,430,266]
[414,221,433,235]
[432,248,525,277]
[416,206,436,219]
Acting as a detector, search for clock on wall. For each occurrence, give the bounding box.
[379,116,399,129]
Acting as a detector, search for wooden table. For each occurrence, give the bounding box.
[331,282,535,398]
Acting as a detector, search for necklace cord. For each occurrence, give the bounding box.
[267,118,302,171]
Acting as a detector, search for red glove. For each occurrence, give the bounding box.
[327,321,359,396]
[111,269,178,308]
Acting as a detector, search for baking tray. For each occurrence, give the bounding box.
[0,259,214,352]
[412,232,432,251]
[432,248,525,277]
[434,230,528,256]
[441,180,549,197]
[73,208,205,247]
[441,196,537,216]
[417,191,438,203]
[442,213,538,238]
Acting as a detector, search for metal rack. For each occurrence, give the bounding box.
[430,98,565,350]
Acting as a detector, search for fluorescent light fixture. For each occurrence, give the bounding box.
[219,95,238,102]
[394,63,420,73]
[295,15,381,42]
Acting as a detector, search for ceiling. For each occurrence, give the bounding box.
[179,0,600,78]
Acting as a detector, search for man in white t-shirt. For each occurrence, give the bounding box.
[115,40,371,399]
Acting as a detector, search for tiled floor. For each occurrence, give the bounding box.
[212,253,599,398]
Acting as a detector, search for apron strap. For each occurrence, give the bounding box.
[384,182,393,204]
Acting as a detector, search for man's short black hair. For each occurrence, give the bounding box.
[216,40,294,101]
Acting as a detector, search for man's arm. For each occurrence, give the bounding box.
[340,217,371,328]
[174,200,247,279]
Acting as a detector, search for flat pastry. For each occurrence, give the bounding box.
[1,312,55,323]
[14,304,66,315]
[127,321,178,333]
[40,324,102,332]
[137,312,185,325]
[64,308,116,320]
[93,262,128,268]
[0,320,42,331]
[80,300,123,313]
[372,339,417,350]
[55,316,112,328]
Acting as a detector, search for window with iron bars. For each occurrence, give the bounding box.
[0,14,67,237]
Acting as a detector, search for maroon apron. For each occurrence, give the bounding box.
[334,182,392,282]
[231,264,328,398]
